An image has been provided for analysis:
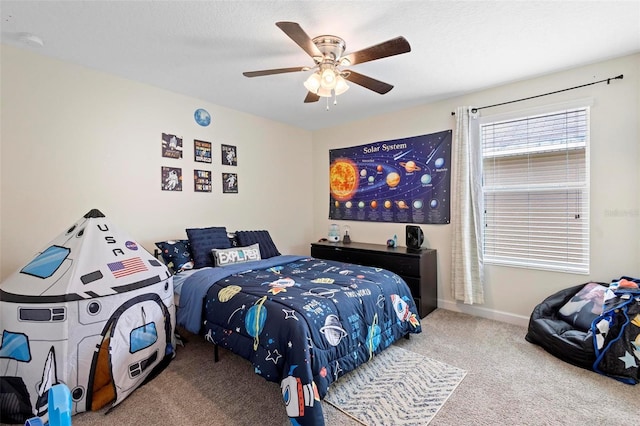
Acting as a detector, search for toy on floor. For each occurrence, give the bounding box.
[24,384,72,426]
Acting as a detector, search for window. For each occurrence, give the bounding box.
[480,106,589,273]
[129,322,158,353]
[20,245,70,279]
[0,331,32,362]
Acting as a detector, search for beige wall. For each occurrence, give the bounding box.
[2,46,638,326]
[0,46,314,278]
[312,53,640,325]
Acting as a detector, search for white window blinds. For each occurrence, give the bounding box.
[481,107,590,273]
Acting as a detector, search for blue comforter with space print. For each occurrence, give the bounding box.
[179,256,421,425]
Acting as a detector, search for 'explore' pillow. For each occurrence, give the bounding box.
[212,243,261,267]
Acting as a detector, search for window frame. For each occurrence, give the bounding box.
[477,99,592,274]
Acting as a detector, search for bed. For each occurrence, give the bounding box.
[156,228,422,425]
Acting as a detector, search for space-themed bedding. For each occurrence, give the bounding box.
[176,255,421,425]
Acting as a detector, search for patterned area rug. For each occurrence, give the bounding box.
[324,345,466,425]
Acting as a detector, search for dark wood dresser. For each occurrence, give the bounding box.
[310,241,437,318]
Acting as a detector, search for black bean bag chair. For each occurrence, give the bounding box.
[525,282,608,370]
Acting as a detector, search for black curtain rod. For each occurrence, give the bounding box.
[450,74,623,116]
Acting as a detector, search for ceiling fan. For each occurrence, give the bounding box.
[243,22,411,103]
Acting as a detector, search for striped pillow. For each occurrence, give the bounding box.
[186,226,231,268]
[234,230,280,259]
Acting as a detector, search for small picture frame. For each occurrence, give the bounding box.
[162,133,183,159]
[161,166,182,191]
[194,140,212,163]
[194,169,212,192]
[221,144,237,166]
[222,172,238,193]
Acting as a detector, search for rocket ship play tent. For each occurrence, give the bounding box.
[0,209,176,424]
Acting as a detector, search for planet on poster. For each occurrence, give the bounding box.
[386,172,400,188]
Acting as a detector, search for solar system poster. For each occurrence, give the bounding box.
[329,130,452,224]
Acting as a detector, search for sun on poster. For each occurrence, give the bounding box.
[329,130,452,224]
[161,166,182,191]
[162,133,183,159]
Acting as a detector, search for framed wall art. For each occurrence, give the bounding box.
[194,169,212,192]
[222,172,238,193]
[162,133,183,159]
[221,144,237,166]
[194,139,212,163]
[161,166,182,191]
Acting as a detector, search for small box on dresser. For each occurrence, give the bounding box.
[310,241,437,318]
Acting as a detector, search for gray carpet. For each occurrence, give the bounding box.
[394,309,635,426]
[4,309,635,425]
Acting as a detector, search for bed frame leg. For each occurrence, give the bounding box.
[214,344,219,362]
[404,333,410,340]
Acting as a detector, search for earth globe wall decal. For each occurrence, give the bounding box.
[194,108,211,126]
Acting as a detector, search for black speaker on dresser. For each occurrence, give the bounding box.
[406,225,424,250]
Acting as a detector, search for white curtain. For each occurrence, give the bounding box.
[450,106,484,304]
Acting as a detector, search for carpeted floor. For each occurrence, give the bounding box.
[3,309,635,425]
[394,309,635,426]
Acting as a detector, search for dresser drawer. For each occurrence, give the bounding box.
[311,242,437,318]
[355,252,420,277]
[380,255,420,277]
[312,246,420,277]
[401,276,420,297]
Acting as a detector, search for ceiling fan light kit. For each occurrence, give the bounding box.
[303,73,321,93]
[243,22,411,106]
[334,76,349,96]
[320,68,336,89]
[304,66,349,98]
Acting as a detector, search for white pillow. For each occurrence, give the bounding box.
[558,282,607,331]
[212,243,261,266]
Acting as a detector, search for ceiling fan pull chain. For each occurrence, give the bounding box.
[326,96,330,111]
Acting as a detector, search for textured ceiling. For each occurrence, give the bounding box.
[2,1,639,131]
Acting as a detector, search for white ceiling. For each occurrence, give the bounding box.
[2,1,639,131]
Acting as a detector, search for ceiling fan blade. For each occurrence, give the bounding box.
[342,36,411,66]
[304,92,320,103]
[243,67,307,77]
[344,70,394,94]
[276,21,323,58]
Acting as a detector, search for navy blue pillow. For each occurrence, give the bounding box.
[155,240,193,273]
[235,230,280,259]
[186,227,231,268]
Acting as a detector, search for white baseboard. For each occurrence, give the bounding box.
[437,299,530,328]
